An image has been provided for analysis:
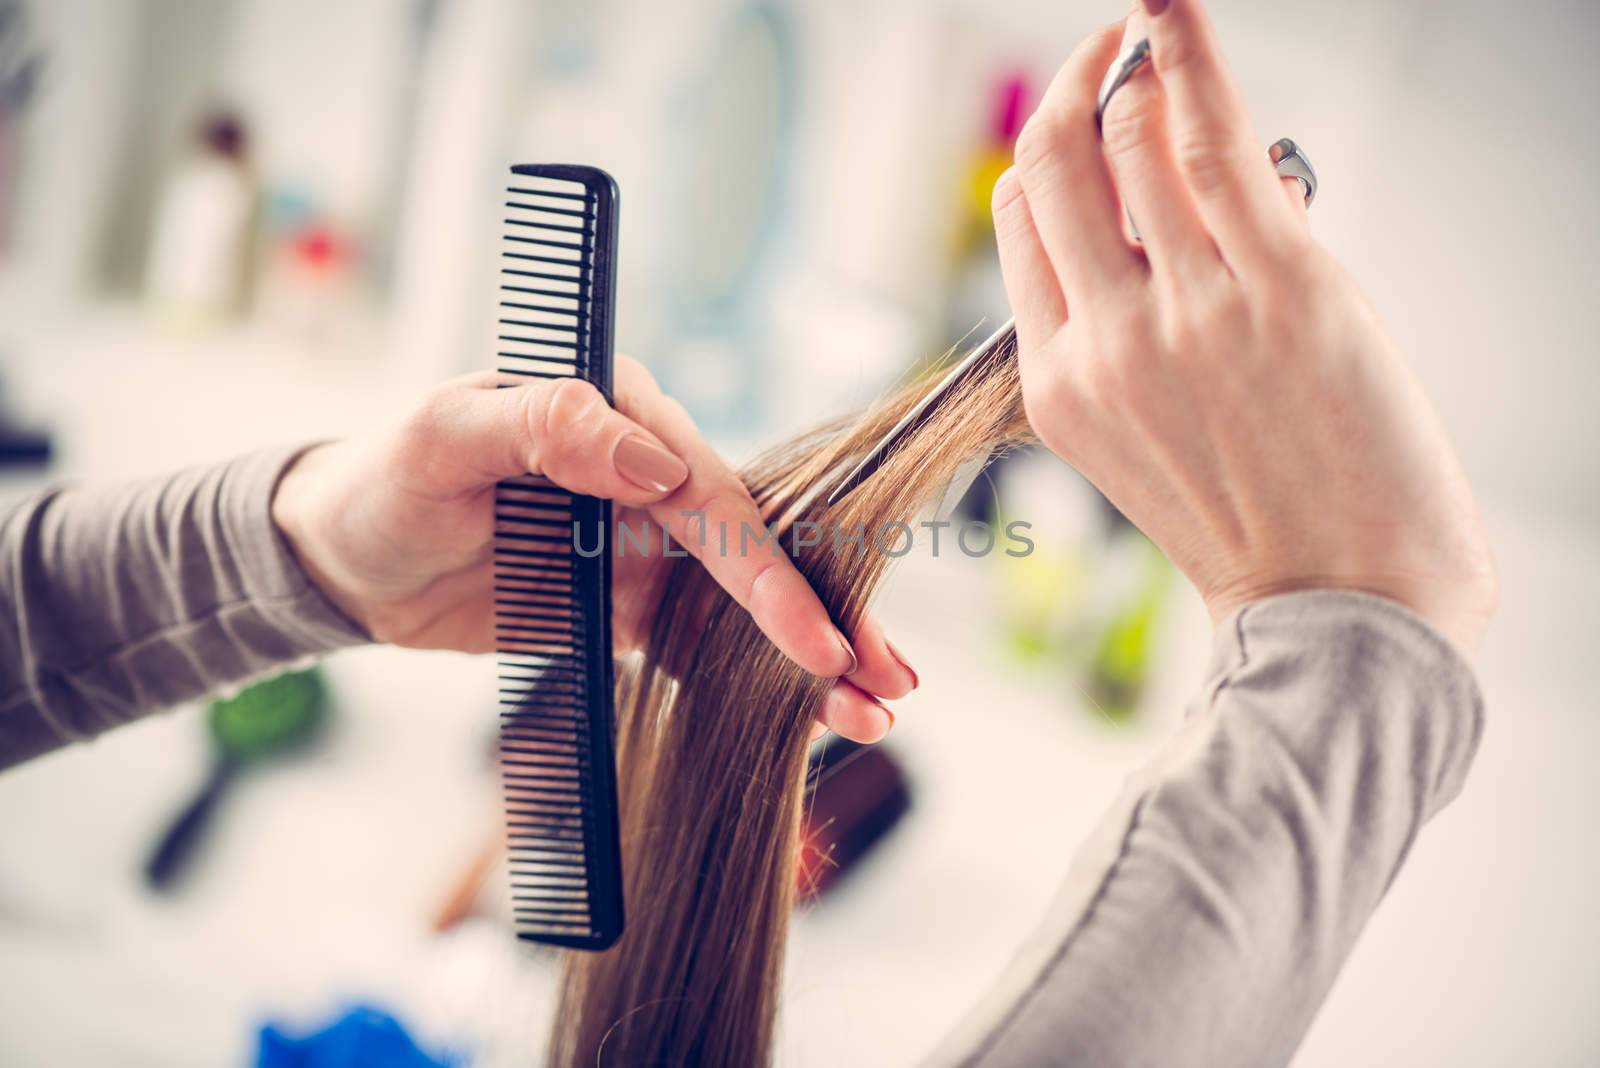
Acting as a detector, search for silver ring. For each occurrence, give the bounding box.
[1095,37,1151,129]
[1095,37,1318,211]
[1268,137,1317,206]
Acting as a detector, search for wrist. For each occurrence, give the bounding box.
[1206,574,1493,659]
[271,442,375,635]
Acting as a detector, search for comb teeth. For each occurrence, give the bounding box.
[498,178,590,378]
[495,165,623,951]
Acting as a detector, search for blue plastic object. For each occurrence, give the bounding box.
[254,1005,465,1068]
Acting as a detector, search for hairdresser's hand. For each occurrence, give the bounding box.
[992,2,1495,653]
[271,361,916,741]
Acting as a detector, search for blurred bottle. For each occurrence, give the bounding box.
[943,70,1031,345]
[993,448,1098,665]
[0,5,43,254]
[144,110,257,329]
[0,1,51,468]
[254,187,358,346]
[992,452,1176,725]
[943,72,1035,528]
[1085,530,1174,722]
[0,0,45,255]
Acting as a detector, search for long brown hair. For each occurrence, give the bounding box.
[550,337,1031,1066]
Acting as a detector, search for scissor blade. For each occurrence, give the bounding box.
[932,453,990,521]
[825,319,1017,508]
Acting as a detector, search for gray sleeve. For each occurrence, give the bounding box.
[0,446,370,770]
[934,590,1485,1068]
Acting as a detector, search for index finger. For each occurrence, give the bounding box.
[614,360,859,680]
[1141,0,1303,271]
[1012,21,1143,303]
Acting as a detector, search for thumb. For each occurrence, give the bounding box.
[396,372,690,504]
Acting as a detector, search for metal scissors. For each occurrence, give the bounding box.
[827,37,1318,508]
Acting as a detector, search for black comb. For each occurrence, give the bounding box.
[493,164,624,950]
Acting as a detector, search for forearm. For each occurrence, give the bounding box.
[937,590,1484,1068]
[0,446,369,770]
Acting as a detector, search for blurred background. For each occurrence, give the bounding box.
[0,0,1596,1064]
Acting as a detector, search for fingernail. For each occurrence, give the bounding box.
[835,630,859,677]
[1141,0,1170,16]
[614,434,688,494]
[874,702,895,738]
[885,638,919,690]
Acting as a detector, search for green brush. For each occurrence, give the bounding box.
[144,668,329,890]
